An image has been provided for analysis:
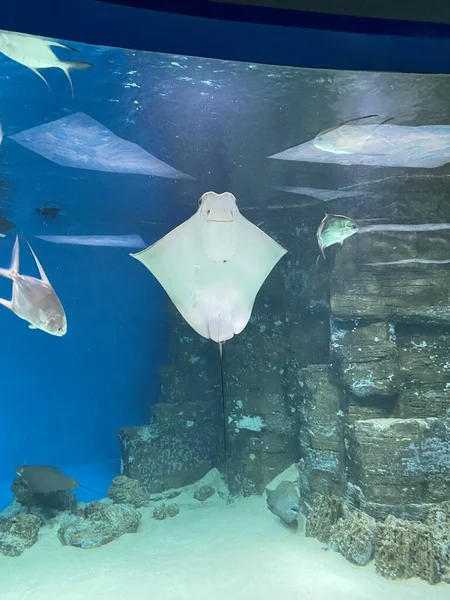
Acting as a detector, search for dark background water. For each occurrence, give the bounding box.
[0,34,450,506]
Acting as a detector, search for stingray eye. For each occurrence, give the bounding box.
[223,260,227,263]
[207,209,211,215]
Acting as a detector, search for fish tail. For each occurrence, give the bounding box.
[62,61,92,98]
[0,234,19,280]
[79,484,103,497]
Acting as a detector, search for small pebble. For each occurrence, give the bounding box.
[193,485,215,502]
[153,504,167,520]
[167,504,180,518]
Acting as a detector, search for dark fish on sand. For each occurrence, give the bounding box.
[0,234,67,336]
[16,465,79,494]
[317,213,358,259]
[266,481,300,526]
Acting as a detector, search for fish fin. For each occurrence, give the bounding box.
[48,40,79,53]
[26,240,50,284]
[316,114,380,137]
[29,67,52,92]
[0,234,21,279]
[28,324,37,329]
[0,297,13,311]
[61,61,93,98]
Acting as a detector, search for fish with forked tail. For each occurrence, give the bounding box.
[0,30,92,97]
[0,235,67,336]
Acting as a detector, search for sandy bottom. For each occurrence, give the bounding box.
[0,493,448,600]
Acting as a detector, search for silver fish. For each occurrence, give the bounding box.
[36,234,146,248]
[317,213,358,259]
[266,481,300,526]
[0,235,67,336]
[313,115,394,155]
[0,30,92,98]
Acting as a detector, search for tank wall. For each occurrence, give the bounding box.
[0,223,168,484]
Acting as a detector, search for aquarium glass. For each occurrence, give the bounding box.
[0,27,449,600]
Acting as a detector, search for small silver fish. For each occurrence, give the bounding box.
[0,30,92,98]
[0,235,67,336]
[313,115,394,155]
[317,213,358,259]
[266,481,300,526]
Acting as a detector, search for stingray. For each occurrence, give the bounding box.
[131,191,287,463]
[10,112,193,179]
[130,191,287,347]
[15,464,100,496]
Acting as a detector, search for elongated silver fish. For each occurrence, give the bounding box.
[0,30,92,98]
[313,115,394,155]
[0,235,67,336]
[266,481,300,526]
[317,213,358,259]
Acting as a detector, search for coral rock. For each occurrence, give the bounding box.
[193,485,215,502]
[153,504,167,520]
[58,502,141,549]
[329,509,376,566]
[374,515,441,584]
[305,493,343,543]
[107,475,149,508]
[0,514,41,557]
[167,503,180,518]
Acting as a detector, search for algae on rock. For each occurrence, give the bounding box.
[329,508,376,566]
[305,493,343,543]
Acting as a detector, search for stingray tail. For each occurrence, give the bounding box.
[61,61,93,98]
[218,342,228,466]
[79,484,103,497]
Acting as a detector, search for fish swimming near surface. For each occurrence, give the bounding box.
[313,114,394,155]
[0,30,92,98]
[266,481,300,526]
[0,235,67,336]
[317,213,358,259]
